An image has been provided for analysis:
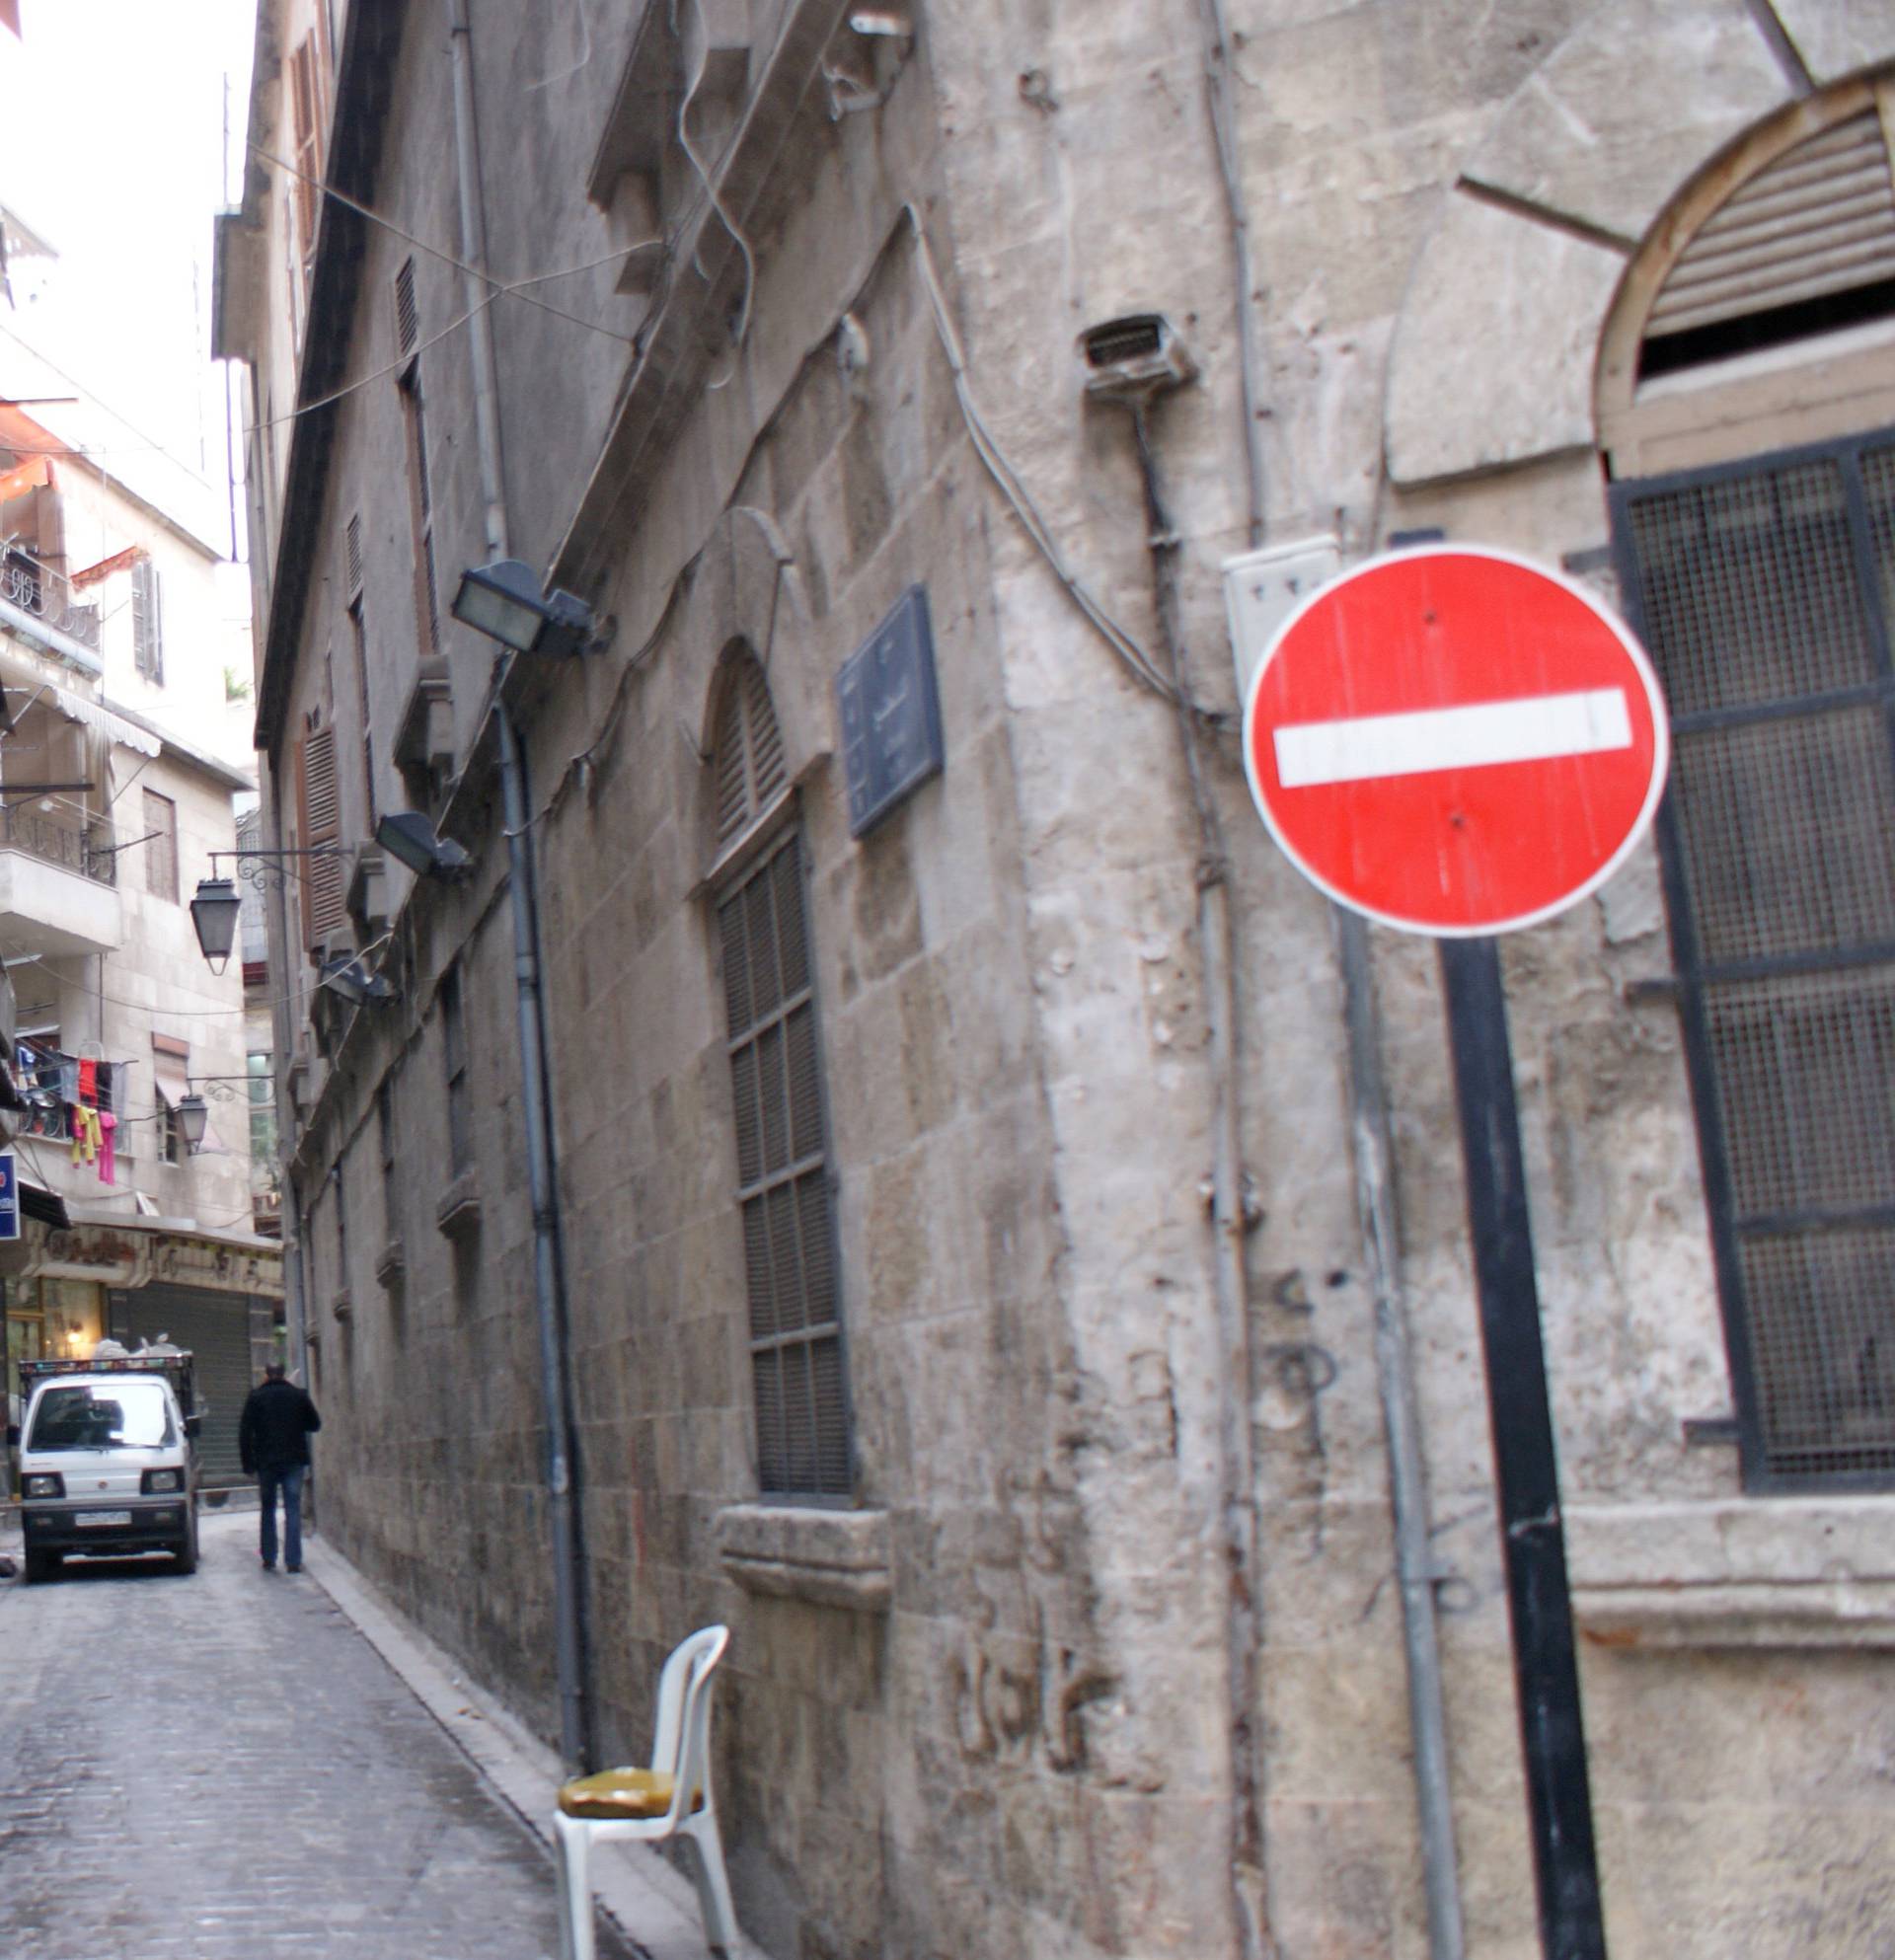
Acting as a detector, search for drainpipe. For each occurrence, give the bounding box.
[269,769,309,1382]
[1193,2,1465,1947]
[1125,402,1273,1960]
[1336,911,1466,1960]
[446,0,590,1773]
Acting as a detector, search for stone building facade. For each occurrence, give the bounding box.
[219,2,1895,1955]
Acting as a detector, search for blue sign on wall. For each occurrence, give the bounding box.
[837,585,945,838]
[0,1150,20,1243]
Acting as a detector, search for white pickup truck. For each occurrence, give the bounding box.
[12,1350,202,1582]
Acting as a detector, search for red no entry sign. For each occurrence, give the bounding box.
[1242,546,1669,936]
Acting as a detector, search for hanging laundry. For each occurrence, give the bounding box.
[97,1109,115,1185]
[77,1059,97,1105]
[96,1061,114,1114]
[68,1104,100,1166]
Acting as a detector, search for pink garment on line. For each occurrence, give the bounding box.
[97,1108,115,1184]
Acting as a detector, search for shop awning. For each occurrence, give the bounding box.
[50,685,160,758]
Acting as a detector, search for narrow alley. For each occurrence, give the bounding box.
[0,1510,633,1960]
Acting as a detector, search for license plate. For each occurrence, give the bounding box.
[75,1510,132,1528]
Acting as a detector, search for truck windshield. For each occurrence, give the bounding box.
[27,1381,177,1452]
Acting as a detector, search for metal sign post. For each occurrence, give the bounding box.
[1440,936,1606,1960]
[1237,546,1674,1960]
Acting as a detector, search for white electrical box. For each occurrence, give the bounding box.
[1222,536,1341,702]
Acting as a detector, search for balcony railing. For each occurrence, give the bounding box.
[0,803,116,885]
[0,547,103,655]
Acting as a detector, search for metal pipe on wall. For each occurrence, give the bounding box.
[1191,1,1466,1945]
[1337,909,1467,1960]
[445,0,590,1772]
[1127,403,1273,1960]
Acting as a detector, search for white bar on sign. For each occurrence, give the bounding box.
[1273,687,1632,788]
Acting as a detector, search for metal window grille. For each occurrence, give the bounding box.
[1613,424,1895,1487]
[142,790,176,903]
[718,828,851,1496]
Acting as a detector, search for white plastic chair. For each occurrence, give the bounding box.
[554,1623,737,1959]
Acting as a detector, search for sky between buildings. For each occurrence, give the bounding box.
[0,0,256,558]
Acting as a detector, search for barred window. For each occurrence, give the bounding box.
[712,659,849,1496]
[1613,426,1895,1487]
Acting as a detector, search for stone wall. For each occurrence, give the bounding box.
[248,1,1895,1956]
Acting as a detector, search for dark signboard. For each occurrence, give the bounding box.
[837,585,945,837]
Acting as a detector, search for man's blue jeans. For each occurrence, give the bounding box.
[258,1465,307,1569]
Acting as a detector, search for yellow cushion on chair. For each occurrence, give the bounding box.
[558,1768,703,1820]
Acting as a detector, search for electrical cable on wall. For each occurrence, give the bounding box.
[676,0,759,379]
[485,203,1219,846]
[248,143,644,349]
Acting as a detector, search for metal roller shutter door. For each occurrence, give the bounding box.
[109,1286,262,1490]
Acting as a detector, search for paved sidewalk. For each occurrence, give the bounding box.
[295,1522,770,1960]
[0,1509,680,1960]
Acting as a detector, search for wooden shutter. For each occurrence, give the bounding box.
[394,258,418,362]
[130,557,161,679]
[296,726,345,949]
[288,37,322,271]
[1647,110,1895,346]
[712,653,789,845]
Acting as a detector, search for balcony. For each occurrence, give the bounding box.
[0,803,121,955]
[0,547,103,665]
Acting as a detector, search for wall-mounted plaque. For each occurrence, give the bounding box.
[836,585,945,838]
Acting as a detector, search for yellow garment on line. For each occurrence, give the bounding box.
[69,1105,101,1165]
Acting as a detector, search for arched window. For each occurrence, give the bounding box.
[1608,85,1895,1488]
[709,652,851,1496]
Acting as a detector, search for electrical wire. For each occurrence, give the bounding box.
[248,142,642,349]
[4,943,328,1019]
[898,203,1196,710]
[676,0,758,375]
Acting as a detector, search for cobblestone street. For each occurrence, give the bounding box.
[0,1509,630,1960]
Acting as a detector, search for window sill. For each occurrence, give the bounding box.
[374,1238,406,1289]
[715,1502,891,1613]
[1568,1496,1895,1649]
[435,1172,481,1239]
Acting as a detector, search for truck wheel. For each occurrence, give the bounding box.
[22,1548,59,1585]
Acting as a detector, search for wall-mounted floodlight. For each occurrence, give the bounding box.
[451,558,597,657]
[190,878,242,973]
[319,953,397,1008]
[176,1093,210,1152]
[376,810,474,881]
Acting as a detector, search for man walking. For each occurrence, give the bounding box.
[238,1362,322,1572]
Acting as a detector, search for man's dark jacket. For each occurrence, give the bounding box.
[239,1378,322,1473]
